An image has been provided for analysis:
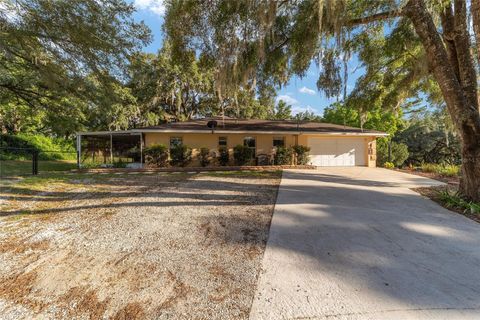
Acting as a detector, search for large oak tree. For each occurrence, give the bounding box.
[164,0,480,201]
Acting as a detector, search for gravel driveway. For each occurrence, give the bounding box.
[0,171,280,319]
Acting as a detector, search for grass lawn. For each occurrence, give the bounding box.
[0,170,281,319]
[0,160,77,177]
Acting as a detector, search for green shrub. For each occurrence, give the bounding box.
[421,163,460,177]
[292,145,311,165]
[170,144,192,167]
[144,144,169,167]
[199,147,213,167]
[421,162,437,173]
[437,164,460,177]
[376,139,409,167]
[233,145,254,166]
[384,162,395,169]
[439,189,480,214]
[218,148,229,166]
[112,159,127,168]
[274,146,293,165]
[0,134,76,160]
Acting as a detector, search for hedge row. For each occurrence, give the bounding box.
[144,144,310,167]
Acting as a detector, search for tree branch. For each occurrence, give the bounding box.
[347,10,402,26]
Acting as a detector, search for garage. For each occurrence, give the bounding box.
[307,137,366,166]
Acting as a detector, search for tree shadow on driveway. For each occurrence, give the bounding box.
[209,170,480,317]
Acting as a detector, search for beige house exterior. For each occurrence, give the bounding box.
[77,117,387,168]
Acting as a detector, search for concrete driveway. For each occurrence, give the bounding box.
[249,167,480,320]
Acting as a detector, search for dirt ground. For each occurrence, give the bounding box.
[0,171,281,319]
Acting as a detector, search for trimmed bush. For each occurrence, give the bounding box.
[218,148,229,166]
[170,144,192,167]
[144,144,169,167]
[233,145,254,166]
[199,147,213,167]
[274,146,293,165]
[292,145,310,165]
[376,139,409,167]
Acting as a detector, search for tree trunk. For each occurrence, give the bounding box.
[404,0,480,202]
[472,0,480,65]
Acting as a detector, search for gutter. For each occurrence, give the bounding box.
[76,129,388,137]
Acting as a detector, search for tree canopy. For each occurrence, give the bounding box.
[163,0,480,201]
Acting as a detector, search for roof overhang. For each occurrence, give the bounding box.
[77,129,388,137]
[76,131,142,136]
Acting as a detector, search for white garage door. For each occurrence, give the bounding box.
[308,137,366,166]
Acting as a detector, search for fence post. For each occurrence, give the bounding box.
[32,151,38,175]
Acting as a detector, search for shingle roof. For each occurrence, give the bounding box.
[138,117,387,135]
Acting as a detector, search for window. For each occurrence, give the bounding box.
[243,136,256,157]
[170,137,183,148]
[273,136,285,148]
[218,136,227,148]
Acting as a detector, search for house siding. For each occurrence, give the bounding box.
[144,132,377,167]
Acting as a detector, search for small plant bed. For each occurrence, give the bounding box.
[78,164,316,174]
[395,163,461,185]
[414,184,480,224]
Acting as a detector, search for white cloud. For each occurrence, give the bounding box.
[291,105,318,115]
[276,94,298,106]
[134,0,166,16]
[299,86,316,95]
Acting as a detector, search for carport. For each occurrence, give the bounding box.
[76,131,143,168]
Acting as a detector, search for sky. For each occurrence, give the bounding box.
[131,0,364,116]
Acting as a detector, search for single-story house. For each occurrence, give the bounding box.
[76,117,387,167]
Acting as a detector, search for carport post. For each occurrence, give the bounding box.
[139,133,143,167]
[110,134,113,164]
[76,134,81,169]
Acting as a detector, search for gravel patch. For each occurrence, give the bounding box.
[0,171,281,319]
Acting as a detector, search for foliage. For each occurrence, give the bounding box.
[395,112,461,165]
[233,145,254,166]
[274,147,293,165]
[292,145,311,165]
[199,147,213,167]
[438,190,480,214]
[271,100,293,120]
[0,0,150,136]
[294,111,322,122]
[384,162,395,169]
[376,139,409,168]
[0,134,75,160]
[112,160,128,168]
[162,0,480,201]
[144,144,169,167]
[170,144,192,167]
[218,148,229,166]
[323,102,404,135]
[421,163,460,177]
